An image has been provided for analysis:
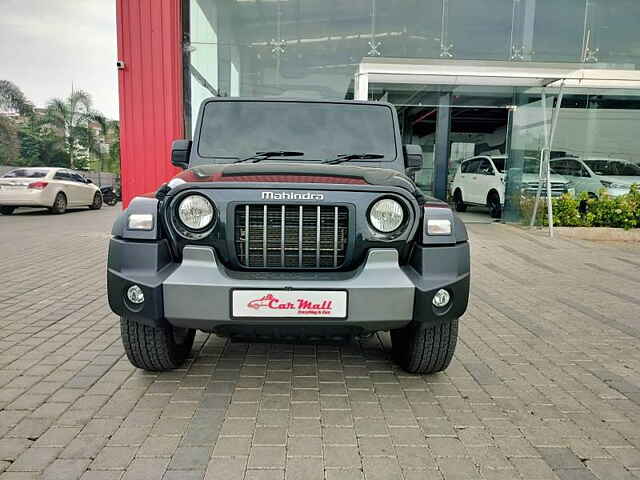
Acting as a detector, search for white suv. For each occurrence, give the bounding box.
[451,156,505,218]
[451,155,573,218]
[551,157,640,197]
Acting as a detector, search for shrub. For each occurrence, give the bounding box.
[520,184,640,229]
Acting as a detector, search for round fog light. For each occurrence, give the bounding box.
[432,289,450,308]
[127,285,145,304]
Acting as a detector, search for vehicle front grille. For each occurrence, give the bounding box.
[521,182,569,196]
[234,204,349,269]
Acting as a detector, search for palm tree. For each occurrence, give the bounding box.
[0,80,34,163]
[45,89,100,169]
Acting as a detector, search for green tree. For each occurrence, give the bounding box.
[0,80,34,164]
[107,120,120,174]
[45,89,103,169]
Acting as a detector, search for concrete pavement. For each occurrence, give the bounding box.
[0,206,639,479]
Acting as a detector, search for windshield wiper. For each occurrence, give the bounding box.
[233,151,305,164]
[321,153,385,165]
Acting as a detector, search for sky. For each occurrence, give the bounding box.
[0,0,119,119]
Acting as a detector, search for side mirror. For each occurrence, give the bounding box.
[403,144,423,172]
[86,178,93,184]
[171,139,192,169]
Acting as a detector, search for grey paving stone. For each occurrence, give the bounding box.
[203,456,247,480]
[137,436,181,458]
[60,435,108,460]
[284,457,323,480]
[162,470,205,480]
[323,470,364,480]
[323,427,357,445]
[244,470,284,480]
[585,459,637,480]
[253,427,287,446]
[7,418,53,439]
[8,447,60,472]
[538,447,586,470]
[90,446,136,470]
[0,439,32,461]
[554,469,599,480]
[324,446,361,468]
[248,446,286,469]
[168,446,211,471]
[79,472,124,480]
[287,436,322,457]
[42,459,91,480]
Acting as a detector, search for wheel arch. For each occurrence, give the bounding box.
[51,188,67,206]
[486,188,501,205]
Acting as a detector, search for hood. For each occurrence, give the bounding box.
[521,173,568,184]
[170,162,420,194]
[598,175,640,186]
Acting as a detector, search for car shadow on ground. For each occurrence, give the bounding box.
[6,207,101,216]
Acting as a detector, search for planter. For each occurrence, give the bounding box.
[550,227,640,242]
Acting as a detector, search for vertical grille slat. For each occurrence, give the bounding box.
[262,205,267,268]
[280,205,285,267]
[298,205,303,268]
[333,206,338,268]
[244,205,249,265]
[316,205,321,268]
[235,204,348,269]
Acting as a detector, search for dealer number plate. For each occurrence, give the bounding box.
[232,290,347,318]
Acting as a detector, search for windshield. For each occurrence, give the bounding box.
[196,101,397,163]
[3,169,48,178]
[583,159,640,176]
[522,157,561,175]
[492,158,506,173]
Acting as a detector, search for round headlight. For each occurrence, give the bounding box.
[177,195,215,230]
[369,198,404,233]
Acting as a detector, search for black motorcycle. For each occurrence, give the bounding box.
[100,186,119,206]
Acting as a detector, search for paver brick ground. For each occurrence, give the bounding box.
[1,207,640,479]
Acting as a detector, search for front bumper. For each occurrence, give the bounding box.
[107,239,470,335]
[605,187,631,197]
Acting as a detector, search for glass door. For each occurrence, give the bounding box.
[504,84,565,232]
[367,82,515,200]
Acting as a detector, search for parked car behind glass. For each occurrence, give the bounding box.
[0,167,103,215]
[450,155,573,218]
[551,157,640,197]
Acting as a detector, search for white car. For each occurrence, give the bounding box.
[0,167,102,215]
[551,157,640,197]
[450,155,573,218]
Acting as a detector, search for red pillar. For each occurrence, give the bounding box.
[116,0,184,206]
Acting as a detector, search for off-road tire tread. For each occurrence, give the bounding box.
[120,316,194,371]
[392,318,458,374]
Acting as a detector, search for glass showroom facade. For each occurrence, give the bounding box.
[184,0,640,220]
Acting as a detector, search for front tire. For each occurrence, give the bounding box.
[391,318,458,374]
[120,316,195,371]
[0,206,15,215]
[487,192,502,219]
[453,190,467,212]
[90,192,103,210]
[50,193,67,214]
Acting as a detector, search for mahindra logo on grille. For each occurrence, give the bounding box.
[261,191,324,201]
